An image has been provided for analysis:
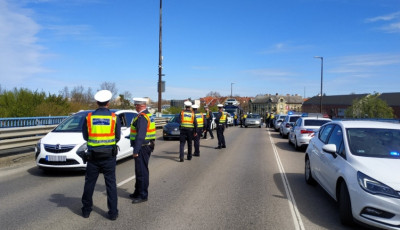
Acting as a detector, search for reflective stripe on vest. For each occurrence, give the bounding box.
[180,111,195,128]
[220,112,227,123]
[130,112,156,141]
[195,113,204,128]
[87,112,116,147]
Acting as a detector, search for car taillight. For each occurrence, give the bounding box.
[300,129,314,134]
[285,123,290,128]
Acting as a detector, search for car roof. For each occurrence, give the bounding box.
[301,117,332,121]
[331,120,400,129]
[73,109,137,116]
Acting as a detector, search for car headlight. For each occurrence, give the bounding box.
[35,139,41,159]
[357,171,400,198]
[76,142,88,156]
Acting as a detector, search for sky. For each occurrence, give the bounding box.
[1,0,400,102]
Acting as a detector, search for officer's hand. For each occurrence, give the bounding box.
[133,153,139,158]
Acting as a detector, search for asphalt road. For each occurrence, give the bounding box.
[0,126,367,230]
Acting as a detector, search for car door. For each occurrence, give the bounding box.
[116,112,136,159]
[318,125,344,198]
[311,124,335,187]
[292,118,302,144]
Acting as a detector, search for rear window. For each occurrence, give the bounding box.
[289,116,300,122]
[304,120,330,126]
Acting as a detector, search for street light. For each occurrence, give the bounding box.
[314,56,323,113]
[157,0,163,113]
[231,82,235,98]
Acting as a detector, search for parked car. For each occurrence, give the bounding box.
[245,113,262,128]
[273,114,287,131]
[35,110,138,170]
[163,114,180,140]
[305,120,400,229]
[279,113,301,138]
[288,117,332,150]
[227,113,234,126]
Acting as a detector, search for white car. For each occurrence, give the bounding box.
[288,116,331,150]
[35,109,138,170]
[305,120,400,229]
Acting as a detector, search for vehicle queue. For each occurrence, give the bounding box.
[33,98,400,229]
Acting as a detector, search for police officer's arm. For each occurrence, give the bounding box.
[133,115,148,155]
[203,116,207,132]
[225,113,228,128]
[177,111,182,125]
[82,117,88,141]
[115,116,121,143]
[193,113,198,135]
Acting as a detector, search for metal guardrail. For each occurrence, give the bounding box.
[0,116,68,128]
[0,117,170,151]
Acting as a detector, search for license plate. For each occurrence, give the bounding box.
[171,131,180,135]
[46,155,67,162]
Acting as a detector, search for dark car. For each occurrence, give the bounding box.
[163,115,180,140]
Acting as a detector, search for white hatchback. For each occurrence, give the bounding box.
[305,120,400,229]
[35,109,137,170]
[288,116,331,150]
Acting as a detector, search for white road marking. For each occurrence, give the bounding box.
[117,175,135,187]
[268,130,305,230]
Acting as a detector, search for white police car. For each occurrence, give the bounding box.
[305,120,400,229]
[35,110,137,170]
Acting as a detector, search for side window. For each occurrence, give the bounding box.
[124,113,138,127]
[319,124,334,143]
[118,114,127,127]
[328,125,344,154]
[295,118,301,127]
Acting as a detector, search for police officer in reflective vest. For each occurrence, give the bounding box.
[192,104,206,157]
[215,104,227,149]
[178,101,197,162]
[81,90,120,220]
[203,105,214,139]
[129,97,156,204]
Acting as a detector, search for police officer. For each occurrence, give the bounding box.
[81,90,120,220]
[203,105,214,139]
[215,104,227,149]
[129,97,156,204]
[178,101,197,162]
[192,104,206,157]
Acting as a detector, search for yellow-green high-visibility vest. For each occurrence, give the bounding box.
[130,112,156,141]
[195,113,204,128]
[180,110,195,128]
[87,112,117,147]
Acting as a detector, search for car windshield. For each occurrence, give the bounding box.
[347,128,400,158]
[53,112,88,132]
[247,114,260,119]
[169,115,179,123]
[304,120,330,126]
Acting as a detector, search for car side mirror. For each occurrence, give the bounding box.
[322,144,337,157]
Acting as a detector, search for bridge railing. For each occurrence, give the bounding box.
[0,116,68,128]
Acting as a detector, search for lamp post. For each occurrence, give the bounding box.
[157,0,163,112]
[230,82,235,98]
[314,56,323,113]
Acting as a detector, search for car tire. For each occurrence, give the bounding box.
[305,156,316,185]
[339,182,354,226]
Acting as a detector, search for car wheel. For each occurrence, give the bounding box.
[339,182,354,226]
[245,126,248,128]
[259,125,261,128]
[305,156,316,185]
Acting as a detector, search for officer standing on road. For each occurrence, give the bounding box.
[129,97,156,204]
[192,104,206,157]
[81,90,120,220]
[178,101,197,162]
[203,105,214,139]
[215,104,227,149]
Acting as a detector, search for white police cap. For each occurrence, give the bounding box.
[192,104,199,109]
[133,97,147,105]
[184,101,192,107]
[94,90,112,102]
[217,104,224,108]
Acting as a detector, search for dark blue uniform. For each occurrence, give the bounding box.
[193,111,207,156]
[130,109,154,201]
[203,110,214,139]
[178,109,198,161]
[81,108,121,219]
[215,110,227,149]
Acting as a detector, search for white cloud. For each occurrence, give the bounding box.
[365,11,400,33]
[365,11,400,22]
[0,0,49,83]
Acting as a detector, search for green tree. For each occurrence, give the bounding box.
[163,106,182,114]
[345,93,394,118]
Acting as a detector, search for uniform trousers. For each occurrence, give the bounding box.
[216,124,226,147]
[133,145,152,199]
[82,156,118,217]
[179,128,193,159]
[193,128,203,155]
[204,120,214,138]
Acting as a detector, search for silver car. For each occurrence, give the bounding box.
[279,113,301,138]
[273,114,287,131]
[245,113,262,128]
[288,117,332,150]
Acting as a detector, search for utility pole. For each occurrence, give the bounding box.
[157,0,163,112]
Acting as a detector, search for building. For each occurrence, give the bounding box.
[248,94,303,116]
[302,92,400,118]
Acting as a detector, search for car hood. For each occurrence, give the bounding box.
[41,131,85,146]
[353,156,400,189]
[164,122,180,130]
